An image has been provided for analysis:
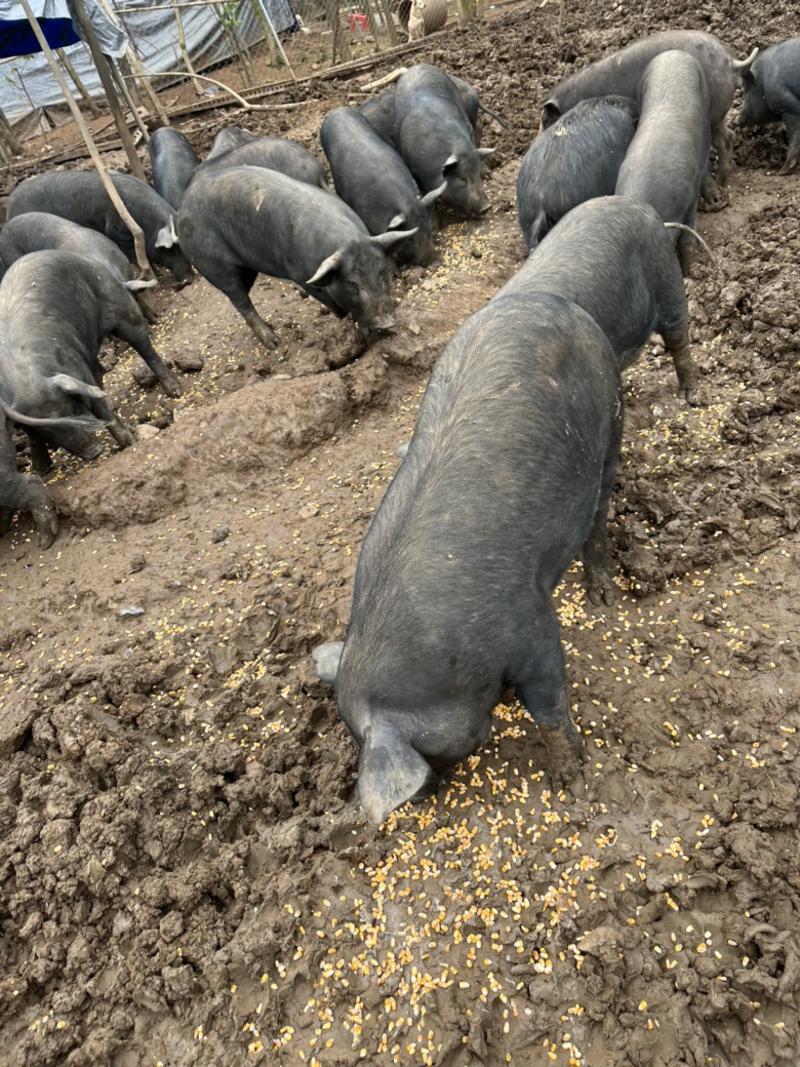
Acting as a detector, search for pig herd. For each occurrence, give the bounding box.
[1,30,798,827]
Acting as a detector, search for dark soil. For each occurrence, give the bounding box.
[1,1,799,1065]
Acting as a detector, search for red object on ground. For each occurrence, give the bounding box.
[348,11,369,31]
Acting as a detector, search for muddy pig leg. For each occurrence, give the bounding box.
[112,301,182,398]
[780,112,800,174]
[28,434,53,476]
[713,122,734,185]
[209,264,276,350]
[0,423,58,548]
[91,395,136,450]
[677,203,698,278]
[515,605,585,791]
[582,398,623,606]
[661,321,699,405]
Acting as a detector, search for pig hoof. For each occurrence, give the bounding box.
[682,384,701,407]
[81,442,104,461]
[161,374,183,398]
[539,725,585,792]
[34,504,58,549]
[779,158,798,176]
[251,322,277,350]
[586,574,616,607]
[699,191,728,213]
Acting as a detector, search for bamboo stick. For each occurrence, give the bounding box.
[17,0,154,280]
[171,0,205,93]
[69,0,146,179]
[56,47,101,115]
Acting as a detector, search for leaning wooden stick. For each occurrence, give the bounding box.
[17,0,154,280]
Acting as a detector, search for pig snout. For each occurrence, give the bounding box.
[368,315,397,335]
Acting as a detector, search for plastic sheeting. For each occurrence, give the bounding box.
[0,0,297,121]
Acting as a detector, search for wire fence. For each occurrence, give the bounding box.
[0,0,455,143]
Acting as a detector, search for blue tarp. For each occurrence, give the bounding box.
[0,19,80,58]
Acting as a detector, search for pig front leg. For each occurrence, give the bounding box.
[90,394,136,450]
[515,609,584,791]
[113,309,182,398]
[780,112,800,174]
[210,264,276,350]
[581,399,623,606]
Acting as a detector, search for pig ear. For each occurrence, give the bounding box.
[370,228,418,251]
[306,250,344,288]
[358,721,435,825]
[154,218,178,249]
[387,213,407,230]
[540,100,561,129]
[419,181,447,209]
[50,373,106,400]
[311,641,344,685]
[442,153,459,176]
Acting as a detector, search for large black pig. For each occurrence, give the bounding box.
[615,51,710,275]
[320,107,445,266]
[0,211,154,292]
[148,127,200,208]
[0,250,180,466]
[503,196,698,404]
[312,292,623,825]
[6,171,192,285]
[393,65,494,217]
[358,68,484,146]
[541,30,758,205]
[517,96,637,250]
[206,126,259,159]
[177,165,415,348]
[192,135,327,189]
[737,38,800,174]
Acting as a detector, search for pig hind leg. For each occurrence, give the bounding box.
[780,111,800,174]
[677,203,698,279]
[0,427,58,547]
[581,398,623,607]
[656,264,699,404]
[515,607,584,790]
[661,318,699,405]
[112,300,182,398]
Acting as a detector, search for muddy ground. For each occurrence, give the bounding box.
[2,1,800,1065]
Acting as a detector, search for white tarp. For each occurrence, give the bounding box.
[0,0,297,122]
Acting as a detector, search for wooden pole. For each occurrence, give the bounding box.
[362,0,383,53]
[111,59,150,142]
[56,47,101,115]
[68,0,146,179]
[17,0,154,280]
[214,4,253,86]
[100,0,171,124]
[249,0,280,69]
[253,0,297,79]
[171,0,204,93]
[378,0,399,45]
